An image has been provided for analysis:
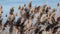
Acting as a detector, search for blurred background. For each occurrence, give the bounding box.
[0,0,60,24]
[0,0,60,34]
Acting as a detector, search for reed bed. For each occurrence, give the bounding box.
[0,1,60,34]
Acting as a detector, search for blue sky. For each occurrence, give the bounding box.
[0,0,60,24]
